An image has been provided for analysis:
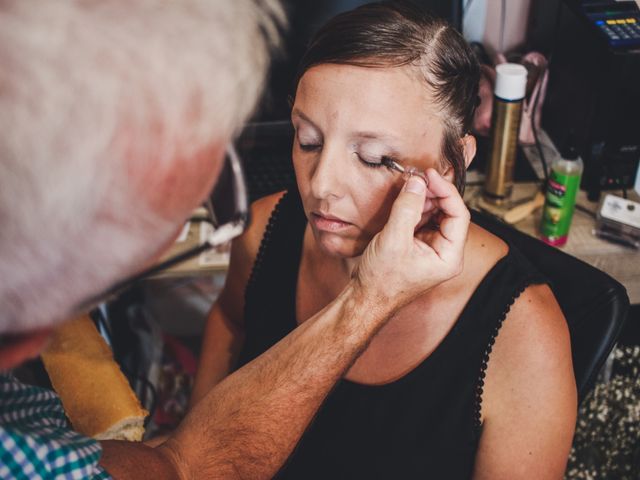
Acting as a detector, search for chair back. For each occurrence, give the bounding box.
[238,121,296,202]
[472,210,630,403]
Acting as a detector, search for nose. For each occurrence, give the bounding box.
[309,145,346,201]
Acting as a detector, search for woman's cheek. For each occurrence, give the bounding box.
[293,157,311,195]
[359,178,403,234]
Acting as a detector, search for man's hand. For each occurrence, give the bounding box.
[354,168,470,310]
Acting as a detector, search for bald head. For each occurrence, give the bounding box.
[0,0,284,333]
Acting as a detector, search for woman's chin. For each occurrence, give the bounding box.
[315,232,368,259]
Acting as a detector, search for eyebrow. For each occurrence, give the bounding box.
[291,108,320,131]
[353,131,401,144]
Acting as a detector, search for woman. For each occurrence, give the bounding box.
[191,2,577,478]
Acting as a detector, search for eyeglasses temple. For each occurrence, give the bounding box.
[78,243,212,312]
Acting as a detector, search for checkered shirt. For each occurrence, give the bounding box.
[0,373,111,479]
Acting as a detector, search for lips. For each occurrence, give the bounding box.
[310,211,353,232]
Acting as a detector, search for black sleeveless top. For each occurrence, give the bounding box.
[238,189,548,480]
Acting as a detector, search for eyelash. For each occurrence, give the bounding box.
[356,154,385,168]
[299,143,389,171]
[299,143,321,152]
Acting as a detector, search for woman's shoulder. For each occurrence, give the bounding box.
[474,220,570,392]
[246,191,287,252]
[222,191,286,295]
[481,282,575,418]
[462,222,510,280]
[496,283,570,365]
[464,223,575,421]
[467,222,509,254]
[230,191,287,262]
[475,283,576,476]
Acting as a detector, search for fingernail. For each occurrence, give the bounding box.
[405,176,426,194]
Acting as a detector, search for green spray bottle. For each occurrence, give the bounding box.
[540,144,583,246]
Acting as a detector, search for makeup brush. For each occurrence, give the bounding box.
[381,157,429,184]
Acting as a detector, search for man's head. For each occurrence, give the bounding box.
[0,1,283,341]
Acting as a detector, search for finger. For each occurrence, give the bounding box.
[422,198,434,214]
[382,176,427,239]
[424,169,470,258]
[424,169,467,218]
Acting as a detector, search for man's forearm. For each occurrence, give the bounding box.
[163,282,392,479]
[189,305,245,410]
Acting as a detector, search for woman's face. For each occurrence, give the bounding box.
[292,63,446,258]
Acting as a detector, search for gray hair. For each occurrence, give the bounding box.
[0,0,284,333]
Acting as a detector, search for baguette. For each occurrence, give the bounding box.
[41,315,148,441]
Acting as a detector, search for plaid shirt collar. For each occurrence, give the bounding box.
[0,373,111,479]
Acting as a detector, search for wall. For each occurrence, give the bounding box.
[463,0,533,55]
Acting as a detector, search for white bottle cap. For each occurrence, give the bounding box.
[494,63,528,101]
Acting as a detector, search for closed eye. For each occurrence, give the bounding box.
[356,153,386,169]
[299,142,322,152]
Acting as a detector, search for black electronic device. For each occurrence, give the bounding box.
[542,0,640,200]
[581,0,640,48]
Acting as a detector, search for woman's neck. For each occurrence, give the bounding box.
[317,250,360,280]
[343,256,360,277]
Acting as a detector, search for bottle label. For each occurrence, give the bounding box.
[540,170,581,243]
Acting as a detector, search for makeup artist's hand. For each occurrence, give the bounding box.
[353,168,469,310]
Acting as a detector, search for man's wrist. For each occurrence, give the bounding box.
[341,280,395,330]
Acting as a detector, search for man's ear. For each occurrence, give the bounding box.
[441,134,477,182]
[0,328,52,371]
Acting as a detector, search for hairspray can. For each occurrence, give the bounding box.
[483,63,528,205]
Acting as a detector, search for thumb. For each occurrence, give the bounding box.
[383,176,427,236]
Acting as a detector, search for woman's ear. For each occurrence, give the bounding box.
[461,134,476,169]
[441,164,456,184]
[441,135,477,183]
